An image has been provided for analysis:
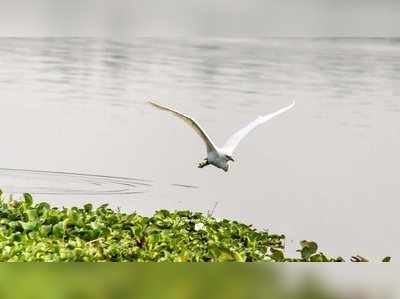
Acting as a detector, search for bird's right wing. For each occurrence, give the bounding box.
[222,101,295,155]
[148,101,218,153]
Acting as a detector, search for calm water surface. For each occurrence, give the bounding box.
[0,37,399,260]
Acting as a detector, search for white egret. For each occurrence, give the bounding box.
[149,100,295,172]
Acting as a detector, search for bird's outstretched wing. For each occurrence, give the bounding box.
[222,101,295,155]
[148,101,218,153]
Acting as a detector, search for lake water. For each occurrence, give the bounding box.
[0,37,399,262]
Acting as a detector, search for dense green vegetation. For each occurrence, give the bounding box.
[0,191,388,262]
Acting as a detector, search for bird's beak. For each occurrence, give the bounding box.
[228,156,235,162]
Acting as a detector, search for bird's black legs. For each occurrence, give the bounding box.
[198,159,209,168]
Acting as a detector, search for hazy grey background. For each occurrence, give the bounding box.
[1,0,400,38]
[0,2,399,294]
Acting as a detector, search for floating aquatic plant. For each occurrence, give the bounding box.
[0,191,389,262]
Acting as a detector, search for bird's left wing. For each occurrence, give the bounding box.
[148,101,218,153]
[222,101,295,155]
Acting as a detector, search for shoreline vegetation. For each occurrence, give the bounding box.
[0,191,390,262]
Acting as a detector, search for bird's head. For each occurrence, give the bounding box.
[225,155,235,162]
[221,154,234,172]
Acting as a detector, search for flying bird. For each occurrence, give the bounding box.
[149,100,295,172]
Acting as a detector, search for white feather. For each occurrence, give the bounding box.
[222,101,295,155]
[148,101,217,153]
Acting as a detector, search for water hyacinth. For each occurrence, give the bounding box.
[0,192,386,262]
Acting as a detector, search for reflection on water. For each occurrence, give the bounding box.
[0,168,152,195]
[1,37,399,120]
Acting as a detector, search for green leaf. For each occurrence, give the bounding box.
[37,202,50,210]
[299,240,318,260]
[270,248,285,261]
[84,203,93,212]
[52,222,65,238]
[20,221,38,232]
[310,253,325,262]
[382,256,391,262]
[27,209,39,221]
[23,193,33,207]
[40,225,52,237]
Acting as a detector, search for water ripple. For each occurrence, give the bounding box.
[0,168,152,195]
